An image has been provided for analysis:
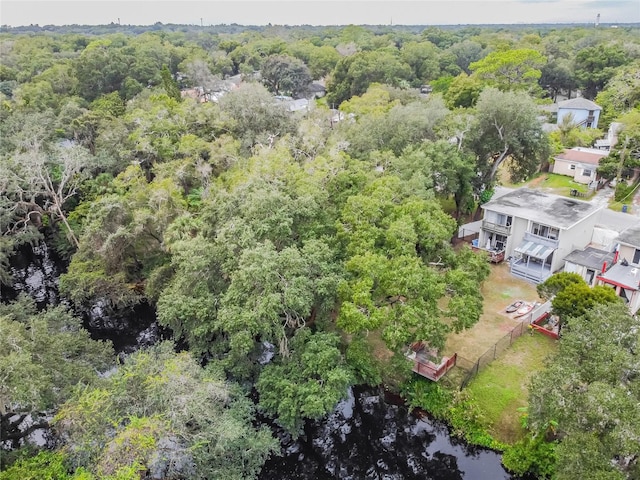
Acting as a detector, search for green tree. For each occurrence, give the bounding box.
[400,41,441,82]
[260,54,312,98]
[0,296,113,447]
[446,39,487,74]
[574,44,629,100]
[539,58,577,102]
[528,303,640,480]
[551,282,619,319]
[537,271,584,300]
[54,343,277,480]
[336,176,488,352]
[218,83,295,150]
[160,64,181,102]
[326,50,414,106]
[444,72,483,108]
[598,110,640,182]
[60,164,187,309]
[0,451,92,480]
[467,87,551,188]
[73,39,129,101]
[595,62,640,127]
[469,48,546,92]
[256,330,353,434]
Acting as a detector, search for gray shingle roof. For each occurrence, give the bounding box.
[564,246,615,270]
[557,97,602,111]
[618,224,640,249]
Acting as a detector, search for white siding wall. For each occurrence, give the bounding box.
[619,245,638,265]
[505,217,528,259]
[591,227,619,251]
[552,159,576,177]
[554,211,601,272]
[558,107,600,129]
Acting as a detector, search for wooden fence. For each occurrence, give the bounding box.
[412,353,458,381]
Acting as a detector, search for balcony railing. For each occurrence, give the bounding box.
[510,259,552,283]
[524,231,559,249]
[481,219,512,236]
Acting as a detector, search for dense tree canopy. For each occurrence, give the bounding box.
[260,54,312,98]
[54,343,278,480]
[2,22,640,478]
[0,296,113,448]
[467,87,551,188]
[469,48,546,92]
[529,303,640,480]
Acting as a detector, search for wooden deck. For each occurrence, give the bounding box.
[471,245,505,264]
[531,312,560,339]
[407,342,457,381]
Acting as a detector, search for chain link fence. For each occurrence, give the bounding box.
[449,319,529,390]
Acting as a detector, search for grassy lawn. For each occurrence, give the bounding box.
[526,173,592,196]
[609,180,640,213]
[466,332,558,444]
[442,263,540,362]
[501,170,594,198]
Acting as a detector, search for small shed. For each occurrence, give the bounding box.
[564,246,615,286]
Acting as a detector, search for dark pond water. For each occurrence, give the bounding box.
[260,385,512,480]
[2,243,513,480]
[0,242,162,353]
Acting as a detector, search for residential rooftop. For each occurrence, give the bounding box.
[557,97,602,111]
[564,246,615,270]
[618,224,640,249]
[554,147,608,165]
[481,188,602,229]
[595,209,636,233]
[598,262,640,290]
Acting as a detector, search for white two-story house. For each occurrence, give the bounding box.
[477,188,602,283]
[556,97,601,129]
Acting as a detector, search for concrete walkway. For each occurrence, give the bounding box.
[591,184,640,218]
[590,184,616,210]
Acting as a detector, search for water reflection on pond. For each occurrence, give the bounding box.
[3,244,512,480]
[260,386,512,480]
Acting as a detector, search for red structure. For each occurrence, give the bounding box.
[411,354,458,381]
[530,312,560,339]
[407,342,457,381]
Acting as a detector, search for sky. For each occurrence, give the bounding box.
[1,0,639,27]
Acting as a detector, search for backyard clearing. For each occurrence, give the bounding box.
[503,171,594,198]
[466,332,558,444]
[442,262,540,362]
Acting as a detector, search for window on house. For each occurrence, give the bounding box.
[583,169,593,177]
[496,214,513,226]
[633,248,640,265]
[531,222,559,240]
[570,164,576,170]
[495,234,507,251]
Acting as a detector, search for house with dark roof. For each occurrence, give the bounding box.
[596,223,640,314]
[556,97,601,129]
[564,246,615,286]
[476,188,602,283]
[552,147,608,185]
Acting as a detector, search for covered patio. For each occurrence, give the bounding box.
[510,240,555,283]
